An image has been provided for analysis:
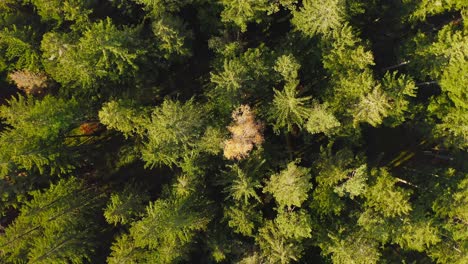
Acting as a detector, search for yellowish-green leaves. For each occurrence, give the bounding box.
[292,0,346,36]
[0,177,103,263]
[256,221,304,264]
[405,0,468,21]
[353,86,391,127]
[275,209,312,240]
[41,18,143,88]
[394,219,441,251]
[323,232,381,264]
[334,164,368,199]
[0,95,80,176]
[274,54,300,83]
[104,185,150,225]
[223,164,261,204]
[270,54,313,133]
[305,103,340,135]
[99,100,149,138]
[220,0,273,32]
[264,162,312,208]
[152,15,191,58]
[224,204,261,236]
[365,169,412,217]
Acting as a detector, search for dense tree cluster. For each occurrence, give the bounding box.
[0,1,466,263]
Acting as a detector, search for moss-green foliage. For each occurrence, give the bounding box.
[0,177,104,263]
[219,0,273,32]
[292,0,346,36]
[0,95,80,176]
[42,18,144,89]
[0,25,41,71]
[0,1,466,264]
[264,161,312,208]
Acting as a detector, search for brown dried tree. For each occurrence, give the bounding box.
[8,70,49,95]
[223,105,264,160]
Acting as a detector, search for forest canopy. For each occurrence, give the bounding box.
[0,0,467,263]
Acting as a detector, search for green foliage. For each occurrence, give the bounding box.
[0,1,467,263]
[311,148,358,215]
[142,99,206,167]
[394,218,440,251]
[270,85,311,133]
[224,204,261,237]
[256,220,304,264]
[99,100,149,138]
[0,95,80,176]
[0,177,104,263]
[305,103,340,135]
[364,168,412,217]
[198,126,225,155]
[152,15,191,58]
[133,0,192,16]
[209,46,272,115]
[275,209,312,240]
[264,161,312,208]
[104,184,150,225]
[292,0,346,36]
[352,86,391,127]
[223,164,262,204]
[219,0,273,32]
[42,18,144,88]
[321,231,381,264]
[381,71,417,126]
[433,106,468,149]
[30,0,92,25]
[334,164,368,199]
[0,25,41,71]
[405,0,468,21]
[274,54,301,83]
[108,179,212,264]
[211,59,249,93]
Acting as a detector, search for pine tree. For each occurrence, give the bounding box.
[364,168,412,217]
[99,100,149,138]
[0,95,81,176]
[104,184,150,226]
[263,161,312,208]
[321,231,381,264]
[219,0,273,32]
[41,18,144,89]
[292,0,346,36]
[0,25,41,71]
[142,99,207,167]
[256,220,305,263]
[305,102,340,135]
[270,57,311,133]
[30,0,93,25]
[107,175,212,263]
[352,86,391,127]
[0,177,105,263]
[405,0,467,21]
[381,71,417,126]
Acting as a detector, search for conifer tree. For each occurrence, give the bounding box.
[264,161,312,208]
[41,18,144,89]
[219,0,273,32]
[0,95,81,177]
[30,0,93,25]
[0,177,105,263]
[108,175,212,263]
[0,25,41,71]
[270,55,312,133]
[292,0,346,36]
